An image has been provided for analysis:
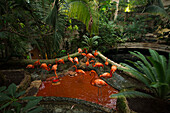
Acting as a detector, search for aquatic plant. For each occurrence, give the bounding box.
[110,49,170,101]
[0,83,43,113]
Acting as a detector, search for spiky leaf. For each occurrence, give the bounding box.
[110,91,154,98]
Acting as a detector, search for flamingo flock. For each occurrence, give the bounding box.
[26,48,118,103]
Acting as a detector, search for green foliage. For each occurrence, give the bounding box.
[111,49,170,101]
[0,83,43,113]
[145,5,170,19]
[144,0,170,20]
[98,20,126,49]
[67,0,99,34]
[82,35,100,51]
[124,19,147,41]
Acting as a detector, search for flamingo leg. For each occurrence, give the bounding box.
[54,70,58,79]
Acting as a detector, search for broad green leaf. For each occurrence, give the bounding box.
[129,51,152,68]
[110,91,154,98]
[27,107,43,113]
[23,97,42,112]
[21,96,42,100]
[0,102,10,110]
[0,93,11,101]
[149,49,160,62]
[7,83,17,97]
[137,61,155,82]
[0,86,6,92]
[148,57,165,82]
[11,101,21,107]
[150,82,169,88]
[16,91,25,98]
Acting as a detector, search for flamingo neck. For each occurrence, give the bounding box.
[90,71,97,85]
[83,48,87,54]
[74,66,77,72]
[90,73,95,86]
[47,65,51,71]
[110,70,113,77]
[91,61,95,67]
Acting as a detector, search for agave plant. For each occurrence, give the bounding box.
[82,35,100,51]
[0,83,43,113]
[110,49,170,101]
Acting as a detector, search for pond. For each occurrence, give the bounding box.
[36,71,118,110]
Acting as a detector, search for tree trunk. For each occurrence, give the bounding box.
[113,0,120,21]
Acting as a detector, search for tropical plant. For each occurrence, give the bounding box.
[144,0,170,19]
[82,35,100,51]
[0,83,43,113]
[67,0,99,34]
[0,0,55,59]
[110,49,170,101]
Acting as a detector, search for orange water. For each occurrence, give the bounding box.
[36,71,118,109]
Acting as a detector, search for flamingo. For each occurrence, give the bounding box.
[81,48,87,56]
[82,48,87,54]
[46,65,60,85]
[26,64,34,69]
[40,63,50,71]
[86,53,95,59]
[99,72,112,79]
[34,59,41,68]
[51,64,58,78]
[90,70,108,103]
[55,58,65,64]
[90,60,104,68]
[40,63,51,80]
[68,53,74,63]
[73,65,86,78]
[78,48,82,53]
[111,65,117,74]
[94,50,98,57]
[105,57,109,66]
[74,57,79,64]
[86,58,89,66]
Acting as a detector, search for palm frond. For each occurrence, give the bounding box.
[148,57,165,82]
[145,5,170,19]
[67,0,99,34]
[129,51,152,68]
[119,63,150,87]
[110,91,154,98]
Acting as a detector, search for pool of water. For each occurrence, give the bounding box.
[36,71,118,109]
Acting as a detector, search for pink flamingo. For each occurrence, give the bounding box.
[90,70,108,103]
[90,60,104,68]
[26,64,34,69]
[74,57,79,64]
[73,65,86,78]
[105,57,109,66]
[68,53,74,63]
[78,48,82,53]
[94,50,98,57]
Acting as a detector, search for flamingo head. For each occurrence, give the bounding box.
[90,70,96,76]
